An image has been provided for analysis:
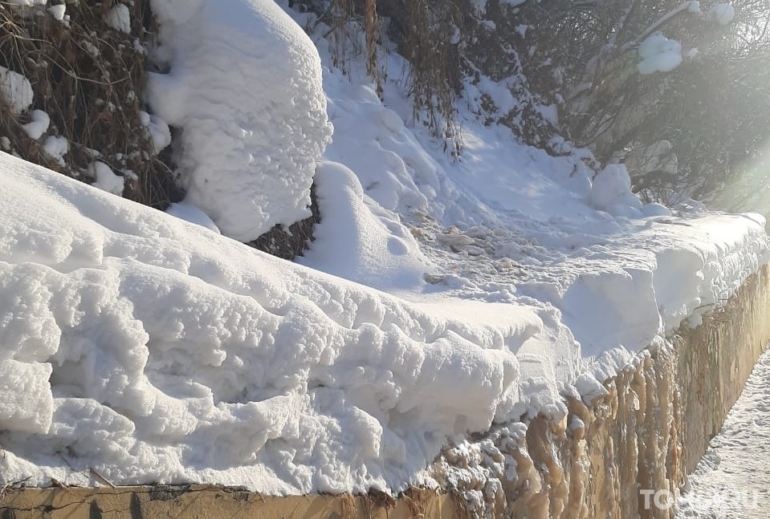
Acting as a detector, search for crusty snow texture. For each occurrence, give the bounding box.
[0,155,534,494]
[147,0,332,242]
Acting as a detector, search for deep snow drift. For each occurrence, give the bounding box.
[0,154,542,493]
[0,0,769,497]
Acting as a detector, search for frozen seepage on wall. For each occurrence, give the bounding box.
[3,266,770,518]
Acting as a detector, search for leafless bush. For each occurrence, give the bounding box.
[0,0,177,208]
[508,0,770,208]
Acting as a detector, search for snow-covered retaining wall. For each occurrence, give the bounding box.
[435,263,770,519]
[4,266,770,519]
[468,263,770,519]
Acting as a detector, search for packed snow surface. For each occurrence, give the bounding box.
[147,0,332,242]
[1,0,768,497]
[677,347,770,518]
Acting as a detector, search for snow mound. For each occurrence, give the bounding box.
[0,153,546,494]
[1,0,768,496]
[642,202,672,217]
[166,201,221,233]
[638,32,683,74]
[589,163,643,217]
[298,161,431,291]
[323,84,433,216]
[43,136,68,165]
[294,6,768,411]
[707,3,735,25]
[138,111,171,154]
[0,65,33,115]
[89,161,124,196]
[105,4,131,33]
[147,0,332,242]
[22,110,50,140]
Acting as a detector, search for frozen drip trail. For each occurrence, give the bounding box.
[678,346,770,518]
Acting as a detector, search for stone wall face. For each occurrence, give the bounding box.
[3,266,769,519]
[677,265,770,475]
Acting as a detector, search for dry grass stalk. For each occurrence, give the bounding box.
[0,0,177,208]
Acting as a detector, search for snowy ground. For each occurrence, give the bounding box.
[0,0,768,497]
[291,2,769,409]
[677,346,770,518]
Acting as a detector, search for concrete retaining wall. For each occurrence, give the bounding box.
[3,266,770,519]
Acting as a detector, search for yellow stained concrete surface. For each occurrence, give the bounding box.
[0,485,465,519]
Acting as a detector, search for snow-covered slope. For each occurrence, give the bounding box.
[291,2,768,393]
[1,145,766,494]
[0,0,768,498]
